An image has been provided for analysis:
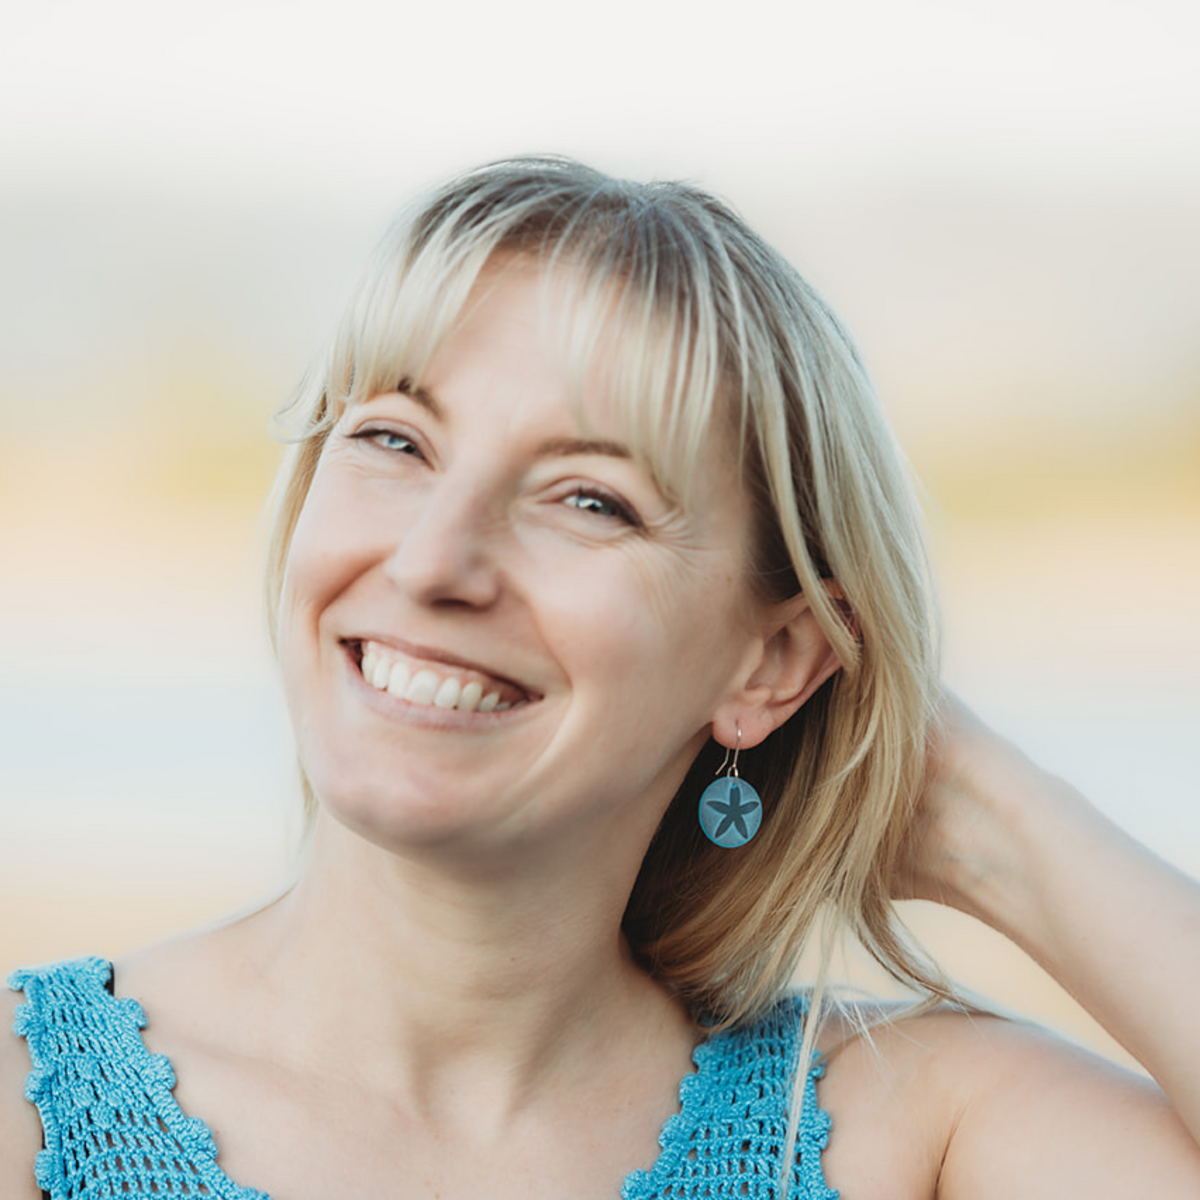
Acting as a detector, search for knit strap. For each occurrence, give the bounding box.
[8,957,267,1200]
[622,997,839,1200]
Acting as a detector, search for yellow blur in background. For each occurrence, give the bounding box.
[1,0,1198,1073]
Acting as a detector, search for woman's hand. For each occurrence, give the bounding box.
[893,691,1049,920]
[896,690,1200,1146]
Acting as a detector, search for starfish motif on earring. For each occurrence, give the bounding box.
[704,782,761,842]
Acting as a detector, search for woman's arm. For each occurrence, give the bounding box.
[897,693,1200,1140]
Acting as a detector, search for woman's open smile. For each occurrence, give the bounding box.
[351,636,537,713]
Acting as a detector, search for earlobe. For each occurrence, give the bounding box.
[711,596,843,750]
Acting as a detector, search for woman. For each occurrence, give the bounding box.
[3,157,1199,1199]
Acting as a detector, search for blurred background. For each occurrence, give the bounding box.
[1,0,1197,1069]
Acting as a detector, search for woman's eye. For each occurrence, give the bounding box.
[352,428,422,456]
[563,489,638,525]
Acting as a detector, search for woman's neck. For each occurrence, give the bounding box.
[230,810,686,1120]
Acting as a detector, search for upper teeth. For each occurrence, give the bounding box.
[360,643,514,713]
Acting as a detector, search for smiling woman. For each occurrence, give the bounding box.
[4,157,1200,1200]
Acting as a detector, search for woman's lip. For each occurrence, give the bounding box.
[340,636,541,705]
[341,642,536,724]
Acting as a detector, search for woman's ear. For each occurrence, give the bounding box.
[711,594,843,750]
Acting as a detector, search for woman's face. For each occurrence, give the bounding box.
[278,257,773,860]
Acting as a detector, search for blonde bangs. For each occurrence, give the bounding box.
[544,246,730,508]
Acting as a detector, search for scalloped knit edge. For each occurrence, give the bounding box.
[8,957,269,1200]
[7,958,116,1200]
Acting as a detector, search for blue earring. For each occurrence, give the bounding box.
[698,728,763,848]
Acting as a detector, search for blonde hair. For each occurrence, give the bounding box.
[267,156,952,1032]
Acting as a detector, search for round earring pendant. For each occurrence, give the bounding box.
[698,776,763,848]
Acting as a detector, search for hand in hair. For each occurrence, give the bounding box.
[891,692,1038,913]
[895,691,1200,1148]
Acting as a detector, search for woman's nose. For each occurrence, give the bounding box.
[381,482,503,609]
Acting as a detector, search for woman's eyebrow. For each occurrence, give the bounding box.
[536,436,632,460]
[396,378,443,417]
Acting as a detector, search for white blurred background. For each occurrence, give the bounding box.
[2,0,1197,1066]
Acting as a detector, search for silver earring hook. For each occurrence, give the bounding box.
[714,726,743,778]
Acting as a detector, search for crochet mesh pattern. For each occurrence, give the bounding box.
[11,957,836,1199]
[621,999,837,1200]
[10,958,266,1200]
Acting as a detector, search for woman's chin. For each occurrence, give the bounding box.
[311,774,530,860]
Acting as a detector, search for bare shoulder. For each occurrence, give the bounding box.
[0,987,45,1200]
[114,917,257,1027]
[114,893,281,1000]
[930,1011,1200,1199]
[813,1002,967,1200]
[816,1004,1200,1200]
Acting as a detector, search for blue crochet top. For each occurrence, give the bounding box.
[9,957,838,1199]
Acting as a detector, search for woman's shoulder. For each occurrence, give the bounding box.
[818,999,1173,1109]
[5,933,229,1034]
[815,1001,1200,1200]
